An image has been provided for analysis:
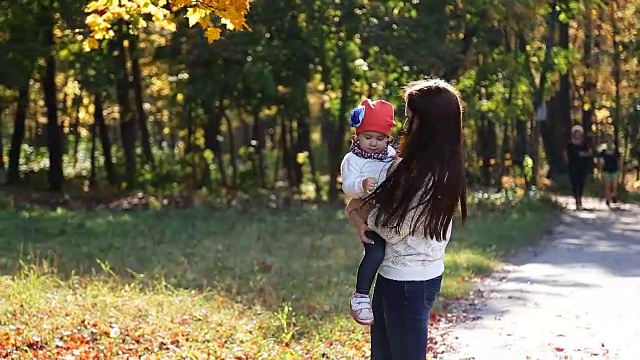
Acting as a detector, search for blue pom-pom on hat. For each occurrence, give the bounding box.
[350,105,365,128]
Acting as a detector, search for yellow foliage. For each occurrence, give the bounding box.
[83,37,99,52]
[296,152,309,165]
[83,0,250,51]
[501,176,516,188]
[205,27,221,42]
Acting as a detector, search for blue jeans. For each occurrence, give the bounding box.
[371,275,443,360]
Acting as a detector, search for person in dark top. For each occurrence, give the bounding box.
[565,125,592,210]
[598,139,621,207]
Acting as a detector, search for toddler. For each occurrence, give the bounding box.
[340,99,396,325]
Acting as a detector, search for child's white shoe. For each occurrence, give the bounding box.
[350,293,374,325]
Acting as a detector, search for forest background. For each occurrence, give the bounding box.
[0,0,638,358]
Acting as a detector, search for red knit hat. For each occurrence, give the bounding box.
[349,99,395,137]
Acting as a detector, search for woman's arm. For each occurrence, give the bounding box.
[344,159,398,244]
[345,199,374,244]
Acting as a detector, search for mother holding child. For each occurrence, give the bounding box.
[339,78,468,360]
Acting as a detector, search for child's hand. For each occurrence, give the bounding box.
[362,177,377,193]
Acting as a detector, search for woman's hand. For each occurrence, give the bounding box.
[356,223,374,244]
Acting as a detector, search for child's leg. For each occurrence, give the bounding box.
[355,231,386,295]
[350,230,386,325]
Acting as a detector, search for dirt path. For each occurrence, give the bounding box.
[447,197,640,360]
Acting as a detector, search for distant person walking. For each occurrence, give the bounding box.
[597,138,621,207]
[565,125,592,210]
[345,78,467,360]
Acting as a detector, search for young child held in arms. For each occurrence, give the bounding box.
[340,99,396,325]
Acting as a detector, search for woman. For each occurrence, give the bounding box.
[598,139,621,207]
[565,125,592,210]
[346,78,467,360]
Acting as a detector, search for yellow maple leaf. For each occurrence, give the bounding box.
[220,17,234,30]
[161,20,177,32]
[93,29,109,40]
[102,11,113,22]
[85,13,103,28]
[172,0,191,9]
[83,38,100,52]
[185,7,207,27]
[85,0,108,13]
[204,27,221,43]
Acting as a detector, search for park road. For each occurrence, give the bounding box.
[448,197,640,360]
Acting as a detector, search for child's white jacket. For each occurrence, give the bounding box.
[340,146,396,199]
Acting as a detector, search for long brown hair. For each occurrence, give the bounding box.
[363,78,467,241]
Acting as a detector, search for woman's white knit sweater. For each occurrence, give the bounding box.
[367,166,452,281]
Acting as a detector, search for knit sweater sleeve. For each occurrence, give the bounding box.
[367,208,409,245]
[340,154,367,199]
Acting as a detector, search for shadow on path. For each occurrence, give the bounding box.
[447,196,640,360]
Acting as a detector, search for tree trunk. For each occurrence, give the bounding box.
[296,106,322,201]
[94,91,116,185]
[251,108,267,188]
[521,0,559,184]
[223,112,239,191]
[514,34,529,167]
[129,35,154,166]
[43,56,64,191]
[185,102,193,154]
[89,117,97,186]
[554,14,572,174]
[272,125,282,189]
[7,84,29,185]
[482,116,497,186]
[539,98,564,179]
[115,31,137,187]
[71,95,81,166]
[611,0,621,148]
[327,49,351,203]
[582,0,596,148]
[286,117,300,190]
[279,115,293,186]
[204,101,228,190]
[0,100,4,172]
[500,57,516,178]
[43,23,64,191]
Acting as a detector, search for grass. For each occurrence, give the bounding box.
[0,193,558,359]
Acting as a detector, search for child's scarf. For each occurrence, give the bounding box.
[350,139,389,161]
